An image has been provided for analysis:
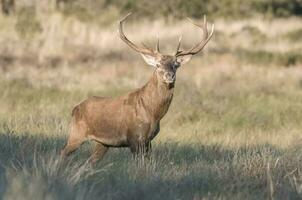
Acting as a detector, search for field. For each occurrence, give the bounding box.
[1,6,302,200]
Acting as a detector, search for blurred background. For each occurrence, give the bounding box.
[0,0,301,70]
[1,1,302,199]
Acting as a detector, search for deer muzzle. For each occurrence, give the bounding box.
[164,72,175,83]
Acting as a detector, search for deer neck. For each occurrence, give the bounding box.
[141,71,174,121]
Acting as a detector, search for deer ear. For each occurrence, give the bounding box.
[176,55,192,65]
[141,54,160,67]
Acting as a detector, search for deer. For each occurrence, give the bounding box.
[61,13,214,164]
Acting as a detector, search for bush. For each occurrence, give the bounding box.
[284,28,302,42]
[237,49,302,67]
[54,0,302,21]
[253,0,302,17]
[15,7,42,40]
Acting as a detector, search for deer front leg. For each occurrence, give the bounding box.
[128,133,151,159]
[127,123,153,158]
[129,140,151,159]
[88,143,109,165]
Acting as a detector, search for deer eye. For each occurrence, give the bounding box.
[174,62,180,68]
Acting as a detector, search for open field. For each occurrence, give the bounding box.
[0,8,302,200]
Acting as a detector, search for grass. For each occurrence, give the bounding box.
[1,133,302,199]
[1,8,302,200]
[236,49,302,67]
[1,65,302,199]
[283,28,302,42]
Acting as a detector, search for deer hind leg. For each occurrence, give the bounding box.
[88,143,109,165]
[61,119,88,157]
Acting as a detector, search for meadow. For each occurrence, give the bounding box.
[0,4,302,200]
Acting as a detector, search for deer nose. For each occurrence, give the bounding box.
[165,72,175,82]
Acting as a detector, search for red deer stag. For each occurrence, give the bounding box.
[61,13,214,164]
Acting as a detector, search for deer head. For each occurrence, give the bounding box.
[119,13,214,84]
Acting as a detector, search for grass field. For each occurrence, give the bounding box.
[1,10,302,199]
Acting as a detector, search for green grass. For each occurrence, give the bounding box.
[1,11,302,199]
[236,49,302,67]
[1,133,302,200]
[1,133,302,199]
[283,28,302,42]
[1,65,302,199]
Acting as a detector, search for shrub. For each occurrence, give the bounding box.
[55,0,302,21]
[237,49,302,67]
[15,7,42,40]
[284,28,302,42]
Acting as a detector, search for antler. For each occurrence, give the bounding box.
[119,13,160,56]
[175,15,214,57]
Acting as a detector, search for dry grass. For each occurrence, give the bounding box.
[0,9,302,200]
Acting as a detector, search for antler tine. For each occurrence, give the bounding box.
[156,35,160,53]
[186,17,201,28]
[175,35,182,55]
[119,13,156,56]
[175,15,214,57]
[184,15,209,52]
[202,15,209,40]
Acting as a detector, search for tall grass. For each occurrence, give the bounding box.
[0,5,302,200]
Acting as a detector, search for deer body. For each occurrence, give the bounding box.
[70,71,172,147]
[61,13,214,163]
